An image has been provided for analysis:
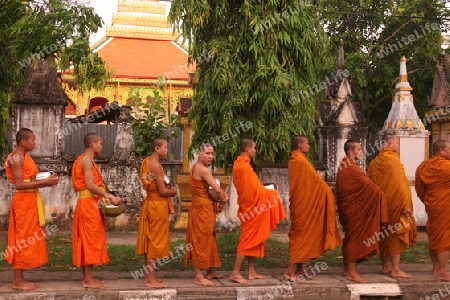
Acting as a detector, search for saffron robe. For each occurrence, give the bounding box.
[336,157,389,263]
[288,151,342,264]
[72,155,109,267]
[4,153,48,269]
[368,148,417,259]
[136,156,172,259]
[232,156,286,258]
[415,156,450,254]
[184,164,221,269]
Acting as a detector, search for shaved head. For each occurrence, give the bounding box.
[291,135,307,151]
[151,138,167,152]
[198,142,213,153]
[16,128,33,144]
[84,133,101,148]
[344,139,360,155]
[240,138,254,152]
[381,133,396,143]
[433,140,448,155]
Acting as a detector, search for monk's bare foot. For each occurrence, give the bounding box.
[23,281,38,288]
[12,281,38,291]
[380,269,391,276]
[144,279,168,288]
[194,278,216,286]
[155,278,165,283]
[206,272,224,280]
[345,272,368,283]
[230,273,250,284]
[249,272,265,280]
[82,279,106,289]
[283,271,294,281]
[432,269,438,276]
[390,270,411,278]
[437,272,450,282]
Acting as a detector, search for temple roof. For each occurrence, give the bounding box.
[429,52,450,107]
[95,37,189,81]
[106,0,176,41]
[92,0,190,82]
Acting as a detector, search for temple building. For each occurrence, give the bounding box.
[426,52,450,141]
[61,0,194,120]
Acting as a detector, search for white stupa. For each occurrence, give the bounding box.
[382,56,426,131]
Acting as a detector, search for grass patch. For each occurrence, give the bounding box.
[0,231,431,272]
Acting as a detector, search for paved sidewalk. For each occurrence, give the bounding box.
[0,264,446,299]
[0,230,438,299]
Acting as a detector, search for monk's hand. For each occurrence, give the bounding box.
[46,173,59,186]
[169,187,177,197]
[110,195,122,206]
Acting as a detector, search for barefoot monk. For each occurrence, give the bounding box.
[229,138,286,284]
[72,133,122,289]
[415,140,450,282]
[4,128,59,290]
[336,139,389,283]
[136,138,177,288]
[283,135,342,282]
[184,143,229,286]
[368,133,417,278]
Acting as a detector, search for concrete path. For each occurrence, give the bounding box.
[0,264,446,299]
[0,230,440,299]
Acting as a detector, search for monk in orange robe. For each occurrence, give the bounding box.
[368,133,417,278]
[229,138,286,284]
[415,140,450,281]
[72,133,122,289]
[284,135,342,282]
[136,138,177,288]
[3,128,59,290]
[336,139,388,283]
[184,143,229,286]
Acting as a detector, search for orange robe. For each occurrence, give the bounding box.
[288,151,342,264]
[368,148,417,259]
[72,155,109,267]
[336,157,389,263]
[415,156,450,254]
[4,153,48,269]
[232,156,286,258]
[136,156,172,259]
[184,164,221,269]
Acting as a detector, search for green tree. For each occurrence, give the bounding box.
[131,76,180,157]
[318,0,449,133]
[169,0,333,171]
[0,0,103,155]
[63,51,114,117]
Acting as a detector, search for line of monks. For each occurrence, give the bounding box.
[3,129,450,291]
